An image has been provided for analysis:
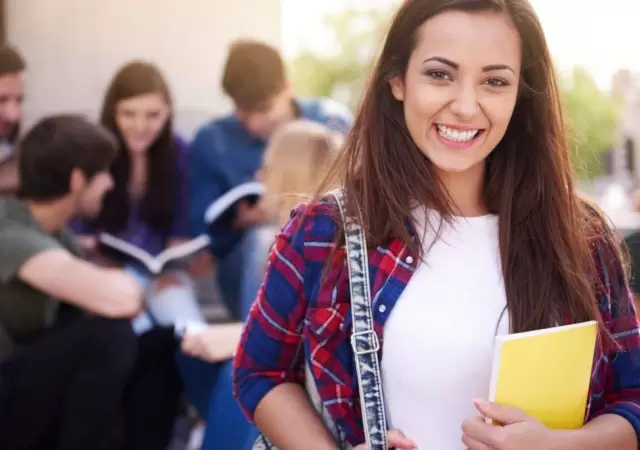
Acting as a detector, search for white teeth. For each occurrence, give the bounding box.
[436,124,479,142]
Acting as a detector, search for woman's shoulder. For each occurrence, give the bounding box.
[171,134,190,171]
[172,134,189,158]
[279,194,341,247]
[173,134,189,151]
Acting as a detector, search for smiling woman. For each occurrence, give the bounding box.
[234,0,640,449]
[67,61,209,450]
[388,9,521,215]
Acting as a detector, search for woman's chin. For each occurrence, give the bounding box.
[126,143,151,154]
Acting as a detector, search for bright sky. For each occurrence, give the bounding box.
[281,0,639,89]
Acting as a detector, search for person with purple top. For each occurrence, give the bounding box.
[70,61,254,450]
[71,61,203,333]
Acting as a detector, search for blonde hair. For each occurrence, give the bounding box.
[262,120,342,226]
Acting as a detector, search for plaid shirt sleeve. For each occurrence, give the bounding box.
[233,204,310,420]
[591,236,640,441]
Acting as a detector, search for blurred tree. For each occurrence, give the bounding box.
[560,66,620,180]
[291,8,620,181]
[291,5,396,110]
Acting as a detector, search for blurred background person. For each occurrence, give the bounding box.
[178,119,342,450]
[0,115,142,450]
[188,39,353,321]
[622,191,640,315]
[69,61,206,450]
[240,119,344,310]
[0,45,26,195]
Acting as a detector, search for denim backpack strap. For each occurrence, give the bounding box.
[252,190,386,450]
[330,188,389,450]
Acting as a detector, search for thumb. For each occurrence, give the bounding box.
[387,429,418,449]
[472,398,528,425]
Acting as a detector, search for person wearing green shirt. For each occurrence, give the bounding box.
[0,115,143,450]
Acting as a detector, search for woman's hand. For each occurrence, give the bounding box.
[353,429,418,450]
[152,272,183,291]
[461,399,557,449]
[188,251,214,278]
[180,323,244,363]
[233,199,271,229]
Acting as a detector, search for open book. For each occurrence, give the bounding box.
[204,181,265,227]
[488,320,597,429]
[97,232,211,275]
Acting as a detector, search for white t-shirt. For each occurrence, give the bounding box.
[381,209,509,449]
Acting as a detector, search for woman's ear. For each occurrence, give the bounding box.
[389,76,405,102]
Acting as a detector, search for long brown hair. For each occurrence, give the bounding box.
[96,61,179,236]
[315,0,618,334]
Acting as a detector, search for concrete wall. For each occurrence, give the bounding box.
[6,0,282,138]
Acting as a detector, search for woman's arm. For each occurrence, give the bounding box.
[233,205,338,450]
[587,235,640,448]
[76,234,97,254]
[254,384,339,450]
[553,414,637,449]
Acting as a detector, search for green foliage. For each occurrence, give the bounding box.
[291,6,396,110]
[560,67,620,180]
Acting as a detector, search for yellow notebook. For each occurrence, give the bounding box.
[488,320,598,429]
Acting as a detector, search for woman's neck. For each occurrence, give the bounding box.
[128,153,148,199]
[437,163,487,217]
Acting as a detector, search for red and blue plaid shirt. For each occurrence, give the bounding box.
[233,198,640,446]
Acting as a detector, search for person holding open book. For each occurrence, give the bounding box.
[70,61,254,450]
[71,61,205,332]
[188,39,353,321]
[233,1,640,449]
[174,120,341,450]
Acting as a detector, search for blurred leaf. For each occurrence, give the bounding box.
[560,66,621,180]
[290,5,397,110]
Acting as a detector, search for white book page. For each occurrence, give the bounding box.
[155,235,211,268]
[203,181,265,224]
[98,233,157,272]
[99,233,211,274]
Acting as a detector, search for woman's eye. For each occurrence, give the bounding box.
[426,70,452,81]
[486,78,509,87]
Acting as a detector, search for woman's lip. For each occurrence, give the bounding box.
[436,123,484,132]
[433,124,485,149]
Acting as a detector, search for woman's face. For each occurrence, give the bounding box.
[390,10,521,180]
[115,92,170,154]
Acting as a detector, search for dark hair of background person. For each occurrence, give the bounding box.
[95,61,179,237]
[0,45,25,76]
[222,39,287,111]
[17,114,117,201]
